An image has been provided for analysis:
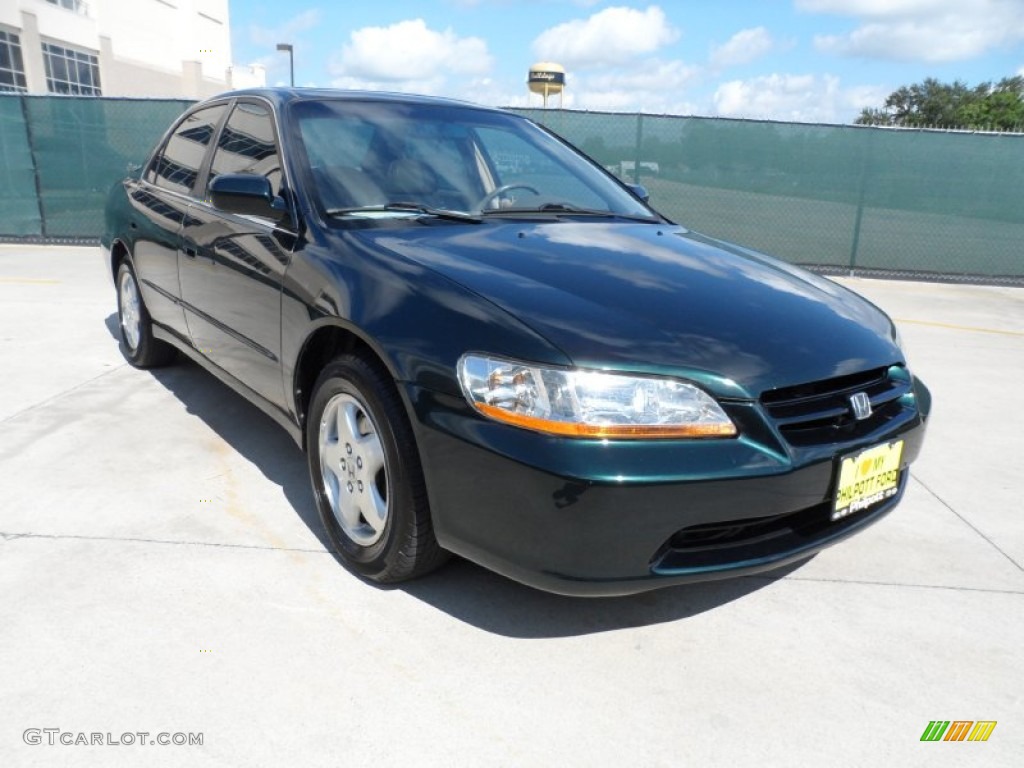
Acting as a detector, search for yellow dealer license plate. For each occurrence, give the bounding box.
[833,440,904,521]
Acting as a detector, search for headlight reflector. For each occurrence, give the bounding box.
[457,354,737,439]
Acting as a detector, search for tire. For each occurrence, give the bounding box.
[307,354,448,583]
[116,260,176,368]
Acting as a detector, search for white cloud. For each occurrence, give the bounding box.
[584,60,699,94]
[450,0,602,6]
[570,59,700,110]
[801,0,1024,62]
[330,75,447,96]
[797,0,955,14]
[815,19,1024,62]
[247,10,322,84]
[713,73,887,123]
[330,19,492,89]
[532,5,680,68]
[249,9,321,48]
[709,27,776,68]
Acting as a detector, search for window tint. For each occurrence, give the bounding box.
[299,113,375,170]
[473,126,609,210]
[150,105,226,195]
[290,99,652,219]
[208,102,281,198]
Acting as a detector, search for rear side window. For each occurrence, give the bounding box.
[207,102,282,198]
[149,105,226,195]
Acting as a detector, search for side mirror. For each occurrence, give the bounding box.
[209,173,288,220]
[626,183,650,203]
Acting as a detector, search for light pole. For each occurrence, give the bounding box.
[276,43,294,87]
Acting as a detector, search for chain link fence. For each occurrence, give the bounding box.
[1,96,1021,282]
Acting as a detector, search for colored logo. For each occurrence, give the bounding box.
[920,721,997,742]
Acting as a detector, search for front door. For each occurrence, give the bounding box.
[178,100,293,411]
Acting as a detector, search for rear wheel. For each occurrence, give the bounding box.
[307,354,448,582]
[116,260,176,368]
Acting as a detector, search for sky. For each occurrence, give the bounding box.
[228,0,1024,124]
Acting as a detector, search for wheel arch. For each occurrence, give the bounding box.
[292,322,406,451]
[109,237,132,282]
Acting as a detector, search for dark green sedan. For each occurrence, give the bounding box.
[102,88,930,596]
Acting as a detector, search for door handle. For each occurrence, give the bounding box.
[182,245,198,258]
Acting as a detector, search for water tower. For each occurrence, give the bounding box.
[528,62,566,108]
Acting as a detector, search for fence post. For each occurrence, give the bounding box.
[633,113,644,184]
[18,94,47,239]
[848,127,871,274]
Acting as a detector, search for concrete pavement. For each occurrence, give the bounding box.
[1,246,1021,767]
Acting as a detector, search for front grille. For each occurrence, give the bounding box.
[760,365,911,447]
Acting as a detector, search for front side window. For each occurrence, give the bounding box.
[207,102,282,199]
[149,105,227,195]
[0,29,27,93]
[42,41,101,96]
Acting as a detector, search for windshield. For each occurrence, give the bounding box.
[289,98,656,221]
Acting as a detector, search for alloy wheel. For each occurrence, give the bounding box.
[318,392,389,546]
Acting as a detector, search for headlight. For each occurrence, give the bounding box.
[457,354,737,439]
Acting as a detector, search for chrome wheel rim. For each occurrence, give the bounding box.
[119,270,142,351]
[318,393,389,546]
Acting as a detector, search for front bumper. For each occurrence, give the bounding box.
[406,377,930,596]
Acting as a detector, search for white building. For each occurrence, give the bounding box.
[0,0,265,99]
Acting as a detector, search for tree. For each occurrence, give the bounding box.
[855,76,1024,131]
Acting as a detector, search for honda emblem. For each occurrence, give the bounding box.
[849,391,872,421]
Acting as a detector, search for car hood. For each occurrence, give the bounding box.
[359,220,901,398]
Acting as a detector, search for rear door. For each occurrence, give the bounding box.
[178,99,294,411]
[127,104,227,340]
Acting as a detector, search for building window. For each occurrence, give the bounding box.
[42,42,102,96]
[45,0,90,15]
[0,29,28,93]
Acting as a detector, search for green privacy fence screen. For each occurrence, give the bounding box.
[518,108,1024,281]
[0,95,193,239]
[1,95,1021,281]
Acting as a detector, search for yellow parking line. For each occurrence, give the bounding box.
[895,318,1024,338]
[0,277,61,285]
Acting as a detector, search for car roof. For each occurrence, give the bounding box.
[206,87,509,115]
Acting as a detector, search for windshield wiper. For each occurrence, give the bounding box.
[326,202,482,223]
[481,202,658,222]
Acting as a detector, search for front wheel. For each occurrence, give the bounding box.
[307,354,448,583]
[116,260,176,368]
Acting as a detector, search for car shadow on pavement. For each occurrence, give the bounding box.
[102,320,333,553]
[397,557,806,638]
[109,314,812,638]
[103,312,120,342]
